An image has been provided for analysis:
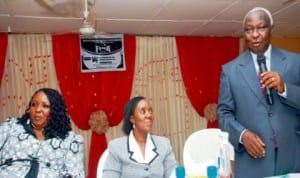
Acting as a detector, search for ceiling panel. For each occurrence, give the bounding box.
[155,0,237,20]
[191,21,242,37]
[141,21,206,36]
[97,20,145,35]
[97,0,168,19]
[0,0,299,37]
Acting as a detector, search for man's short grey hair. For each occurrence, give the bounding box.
[243,7,273,27]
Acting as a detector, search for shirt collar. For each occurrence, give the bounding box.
[251,44,272,73]
[128,130,157,163]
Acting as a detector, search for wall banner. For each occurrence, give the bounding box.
[80,34,126,72]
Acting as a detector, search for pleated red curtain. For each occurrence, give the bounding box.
[176,36,239,128]
[0,33,8,85]
[52,33,136,178]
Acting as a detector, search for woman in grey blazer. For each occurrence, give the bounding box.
[217,7,300,178]
[102,96,176,178]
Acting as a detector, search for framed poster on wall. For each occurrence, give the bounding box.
[80,34,125,72]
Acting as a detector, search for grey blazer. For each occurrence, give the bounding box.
[217,46,300,178]
[102,134,176,178]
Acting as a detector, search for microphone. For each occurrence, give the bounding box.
[257,54,273,105]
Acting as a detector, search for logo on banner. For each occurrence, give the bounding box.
[80,34,126,72]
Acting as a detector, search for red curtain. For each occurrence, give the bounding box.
[52,34,136,178]
[176,37,239,128]
[0,33,8,85]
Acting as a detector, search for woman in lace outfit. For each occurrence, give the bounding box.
[0,88,85,178]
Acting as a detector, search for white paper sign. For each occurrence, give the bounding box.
[80,34,126,72]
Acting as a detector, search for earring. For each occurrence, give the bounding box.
[27,119,30,125]
[133,124,135,129]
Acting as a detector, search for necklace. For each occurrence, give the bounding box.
[31,122,44,131]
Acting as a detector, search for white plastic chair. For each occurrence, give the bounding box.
[183,128,234,176]
[96,149,109,178]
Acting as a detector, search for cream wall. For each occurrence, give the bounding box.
[271,37,300,53]
[242,37,300,53]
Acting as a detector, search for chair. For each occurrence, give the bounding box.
[96,149,109,178]
[183,128,234,176]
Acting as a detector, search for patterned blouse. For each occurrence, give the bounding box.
[0,118,85,178]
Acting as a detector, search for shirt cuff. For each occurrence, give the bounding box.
[278,83,287,97]
[239,129,247,144]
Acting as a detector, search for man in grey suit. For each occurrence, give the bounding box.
[217,7,300,178]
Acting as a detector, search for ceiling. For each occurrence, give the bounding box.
[0,0,300,37]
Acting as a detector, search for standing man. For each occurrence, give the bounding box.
[217,7,300,178]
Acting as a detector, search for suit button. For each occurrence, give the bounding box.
[268,112,273,117]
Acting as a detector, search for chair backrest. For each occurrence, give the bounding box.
[183,128,234,176]
[97,149,109,178]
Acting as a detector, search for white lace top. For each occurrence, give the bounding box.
[0,117,85,178]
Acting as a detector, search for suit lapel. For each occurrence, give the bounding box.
[127,134,159,164]
[270,46,286,77]
[238,51,268,106]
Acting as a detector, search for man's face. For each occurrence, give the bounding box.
[244,11,273,54]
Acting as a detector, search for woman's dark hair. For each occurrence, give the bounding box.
[122,96,145,135]
[18,88,72,140]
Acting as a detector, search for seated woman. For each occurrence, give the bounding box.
[102,96,176,178]
[0,88,85,178]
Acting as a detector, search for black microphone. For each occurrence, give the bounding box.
[257,54,273,105]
